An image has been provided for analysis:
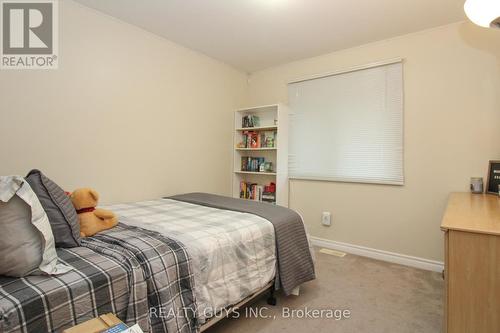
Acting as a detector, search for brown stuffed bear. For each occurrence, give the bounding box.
[70,188,118,237]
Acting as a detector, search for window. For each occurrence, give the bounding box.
[288,60,404,185]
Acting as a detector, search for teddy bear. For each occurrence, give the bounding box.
[70,188,118,237]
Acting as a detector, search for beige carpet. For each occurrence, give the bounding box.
[206,247,443,333]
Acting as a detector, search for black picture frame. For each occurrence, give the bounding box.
[486,160,500,194]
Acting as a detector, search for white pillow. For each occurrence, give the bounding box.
[0,176,72,277]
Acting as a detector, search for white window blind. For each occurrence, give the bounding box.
[288,61,404,185]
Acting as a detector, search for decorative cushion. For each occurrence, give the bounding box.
[25,169,80,247]
[0,176,73,277]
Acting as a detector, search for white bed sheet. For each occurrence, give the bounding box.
[105,199,276,324]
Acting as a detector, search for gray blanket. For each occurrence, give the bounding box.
[0,224,197,333]
[169,192,315,296]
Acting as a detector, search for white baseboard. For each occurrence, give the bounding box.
[310,236,444,272]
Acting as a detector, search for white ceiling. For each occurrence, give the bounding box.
[74,0,466,73]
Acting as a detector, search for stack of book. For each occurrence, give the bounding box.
[240,131,276,148]
[239,181,276,204]
[262,183,276,204]
[242,114,260,128]
[240,182,264,201]
[241,157,266,172]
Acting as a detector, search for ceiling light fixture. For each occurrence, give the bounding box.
[464,0,500,29]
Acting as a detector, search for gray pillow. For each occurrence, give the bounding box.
[25,169,80,247]
[0,195,43,276]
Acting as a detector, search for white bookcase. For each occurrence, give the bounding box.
[232,104,289,207]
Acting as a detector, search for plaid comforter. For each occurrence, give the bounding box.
[0,224,197,333]
[104,199,276,325]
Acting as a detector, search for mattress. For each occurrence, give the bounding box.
[105,198,276,324]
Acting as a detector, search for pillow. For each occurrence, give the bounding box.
[0,176,73,277]
[25,169,80,247]
[0,195,43,276]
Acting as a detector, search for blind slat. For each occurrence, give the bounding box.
[288,62,404,185]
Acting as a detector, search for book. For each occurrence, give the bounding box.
[240,181,258,199]
[241,157,267,172]
[241,131,260,149]
[102,324,144,333]
[100,323,129,333]
[240,181,273,203]
[250,132,259,148]
[262,195,276,204]
[264,182,276,193]
[242,115,260,128]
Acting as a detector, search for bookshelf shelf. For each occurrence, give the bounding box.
[235,147,277,151]
[235,126,278,131]
[232,104,289,207]
[234,171,277,176]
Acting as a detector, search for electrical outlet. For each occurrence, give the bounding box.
[321,212,331,226]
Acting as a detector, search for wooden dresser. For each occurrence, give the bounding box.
[441,192,500,333]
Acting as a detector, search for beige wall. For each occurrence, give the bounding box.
[1,3,499,263]
[247,22,500,261]
[0,0,247,203]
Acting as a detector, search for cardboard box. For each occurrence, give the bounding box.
[63,313,123,333]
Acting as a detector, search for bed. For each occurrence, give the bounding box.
[0,193,315,333]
